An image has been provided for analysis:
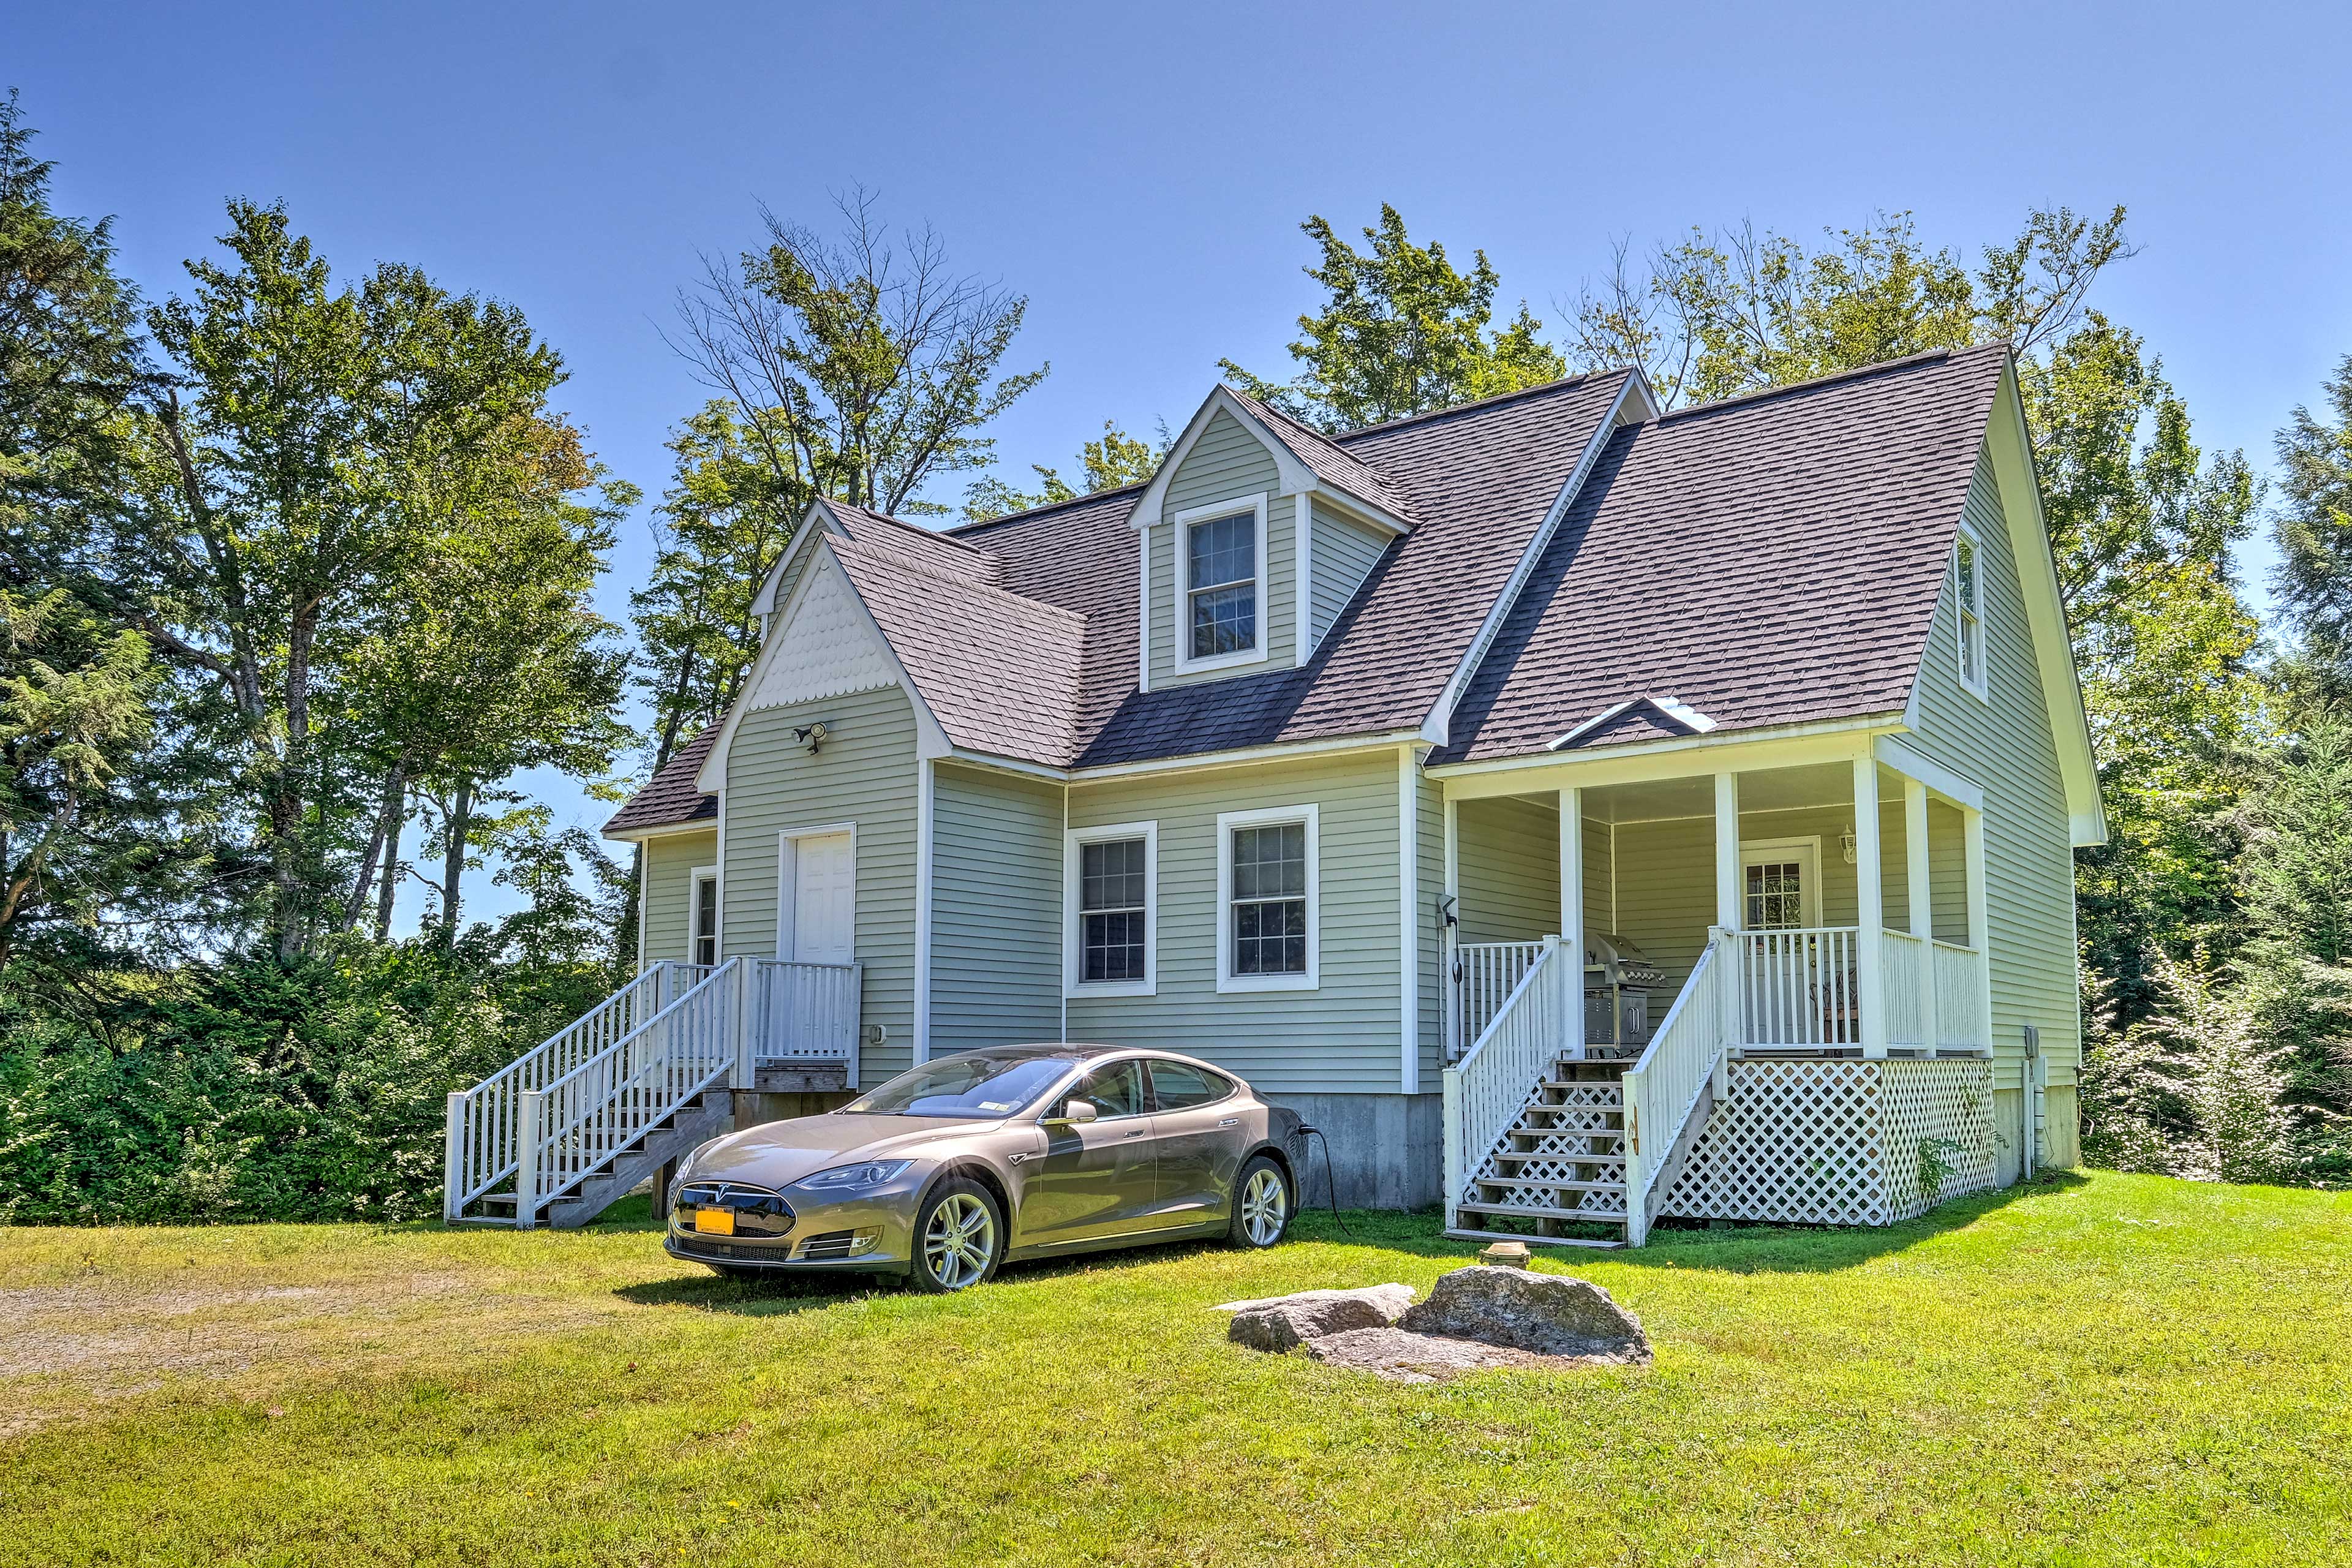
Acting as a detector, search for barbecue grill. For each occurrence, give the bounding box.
[1585,931,1667,1056]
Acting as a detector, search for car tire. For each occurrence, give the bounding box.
[1227,1155,1292,1249]
[909,1177,1004,1293]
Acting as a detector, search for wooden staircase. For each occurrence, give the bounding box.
[453,1090,731,1230]
[1449,1054,1636,1247]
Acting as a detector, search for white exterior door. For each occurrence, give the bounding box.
[790,831,855,965]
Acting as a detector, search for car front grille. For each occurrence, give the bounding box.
[673,1180,794,1239]
[796,1230,859,1260]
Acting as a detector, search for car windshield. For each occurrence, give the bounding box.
[843,1054,1077,1118]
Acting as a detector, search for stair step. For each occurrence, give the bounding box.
[1536,1082,1624,1099]
[1454,1200,1628,1224]
[1495,1150,1625,1164]
[1441,1226,1625,1250]
[1474,1175,1627,1195]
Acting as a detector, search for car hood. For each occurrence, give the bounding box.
[685,1113,997,1189]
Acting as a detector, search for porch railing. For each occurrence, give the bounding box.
[514,958,742,1226]
[1441,935,1569,1226]
[442,960,707,1219]
[1738,927,1859,1049]
[1932,940,1988,1050]
[1882,929,1929,1047]
[1454,940,1548,1058]
[752,959,862,1086]
[1621,927,1733,1245]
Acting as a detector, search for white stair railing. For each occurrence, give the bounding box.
[1441,935,1567,1228]
[1621,928,1735,1246]
[752,960,862,1085]
[514,958,743,1227]
[1453,940,1548,1058]
[442,961,707,1219]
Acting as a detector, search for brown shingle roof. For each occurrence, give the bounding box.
[1433,346,2008,764]
[603,725,719,835]
[1226,388,1420,524]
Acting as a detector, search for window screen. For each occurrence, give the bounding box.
[1078,837,1147,982]
[1230,821,1308,974]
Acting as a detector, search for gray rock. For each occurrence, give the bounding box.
[1395,1266,1651,1362]
[1221,1284,1416,1352]
[1299,1325,1569,1383]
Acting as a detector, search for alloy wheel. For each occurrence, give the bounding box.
[1242,1167,1287,1245]
[922,1191,997,1289]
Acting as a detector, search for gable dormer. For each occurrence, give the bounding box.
[1127,387,1411,691]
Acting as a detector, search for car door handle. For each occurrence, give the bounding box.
[1123,1129,1147,1139]
[1216,1117,1239,1129]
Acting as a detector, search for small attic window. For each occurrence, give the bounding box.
[1954,522,1988,700]
[1173,494,1269,673]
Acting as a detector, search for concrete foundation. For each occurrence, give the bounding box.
[1266,1092,1442,1211]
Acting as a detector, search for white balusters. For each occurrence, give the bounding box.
[1453,940,1548,1057]
[1442,936,1565,1227]
[1736,927,1860,1049]
[1931,940,1988,1049]
[1881,930,1930,1047]
[1621,929,1733,1244]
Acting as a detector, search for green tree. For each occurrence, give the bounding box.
[2271,354,2352,698]
[1222,206,1565,432]
[962,418,1164,522]
[672,188,1046,518]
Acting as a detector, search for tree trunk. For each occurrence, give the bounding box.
[345,761,409,934]
[439,774,473,940]
[375,788,406,943]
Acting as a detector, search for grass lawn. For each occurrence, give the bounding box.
[2,1170,2347,1567]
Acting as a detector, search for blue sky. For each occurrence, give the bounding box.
[10,0,2348,929]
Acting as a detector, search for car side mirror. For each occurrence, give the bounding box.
[1042,1097,1099,1127]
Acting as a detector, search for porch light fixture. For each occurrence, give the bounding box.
[792,722,829,755]
[1841,823,1858,864]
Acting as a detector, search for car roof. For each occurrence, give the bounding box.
[949,1042,1232,1074]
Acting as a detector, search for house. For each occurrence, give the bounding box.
[443,342,2100,1246]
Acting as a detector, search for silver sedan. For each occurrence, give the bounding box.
[662,1044,1303,1291]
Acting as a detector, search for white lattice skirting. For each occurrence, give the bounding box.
[1659,1058,1998,1227]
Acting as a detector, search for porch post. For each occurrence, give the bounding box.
[1852,758,1887,1058]
[1712,772,1741,930]
[1964,805,1993,1054]
[1905,778,1936,1052]
[1559,788,1585,1060]
[1442,790,1460,1060]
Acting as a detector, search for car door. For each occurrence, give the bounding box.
[1142,1058,1245,1224]
[1014,1059,1159,1248]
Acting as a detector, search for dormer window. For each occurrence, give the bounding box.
[1954,522,1988,700]
[1172,495,1268,673]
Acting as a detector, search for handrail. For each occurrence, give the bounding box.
[1442,935,1567,1227]
[515,958,742,1225]
[442,961,707,1218]
[1619,928,1733,1245]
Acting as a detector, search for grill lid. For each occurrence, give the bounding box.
[1585,930,1668,989]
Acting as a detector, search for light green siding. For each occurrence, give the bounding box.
[932,763,1064,1053]
[639,827,717,966]
[1902,448,2084,1093]
[1310,500,1390,650]
[1149,410,1295,688]
[1456,796,1561,943]
[720,683,921,1081]
[1066,749,1404,1095]
[1929,798,1969,944]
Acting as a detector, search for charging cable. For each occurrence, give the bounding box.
[1292,1124,1354,1240]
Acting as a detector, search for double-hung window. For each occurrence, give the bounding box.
[1216,804,1318,991]
[1954,523,1988,698]
[689,867,719,968]
[1065,821,1156,996]
[1172,495,1267,671]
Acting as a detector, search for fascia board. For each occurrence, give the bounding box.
[1128,386,1317,532]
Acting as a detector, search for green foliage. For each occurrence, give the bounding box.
[961,418,1164,522]
[1222,205,1566,432]
[2271,353,2352,698]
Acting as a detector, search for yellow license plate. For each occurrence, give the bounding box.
[693,1206,735,1236]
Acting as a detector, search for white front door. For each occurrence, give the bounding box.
[1740,838,1823,930]
[790,831,855,965]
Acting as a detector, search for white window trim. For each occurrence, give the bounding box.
[1216,802,1319,993]
[688,865,720,967]
[1739,836,1823,930]
[775,821,858,964]
[1953,518,1989,703]
[1170,492,1272,676]
[1063,820,1158,998]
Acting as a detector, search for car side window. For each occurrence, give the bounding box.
[1075,1060,1147,1119]
[1147,1060,1232,1111]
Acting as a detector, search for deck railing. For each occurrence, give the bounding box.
[442,961,706,1219]
[1453,940,1548,1058]
[1621,928,1733,1245]
[752,959,862,1085]
[1932,940,1988,1050]
[513,959,742,1226]
[1882,930,1930,1048]
[1737,927,1859,1049]
[1441,935,1567,1226]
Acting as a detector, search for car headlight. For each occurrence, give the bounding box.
[789,1159,914,1195]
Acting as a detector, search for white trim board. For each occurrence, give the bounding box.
[1169,492,1274,676]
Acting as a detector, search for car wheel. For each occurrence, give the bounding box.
[910,1178,1003,1292]
[1228,1155,1292,1249]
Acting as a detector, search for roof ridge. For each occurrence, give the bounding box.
[1330,369,1607,443]
[829,499,999,557]
[945,480,1147,535]
[1656,345,1996,424]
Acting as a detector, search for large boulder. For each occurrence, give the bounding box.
[1396,1266,1650,1363]
[1220,1284,1416,1352]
